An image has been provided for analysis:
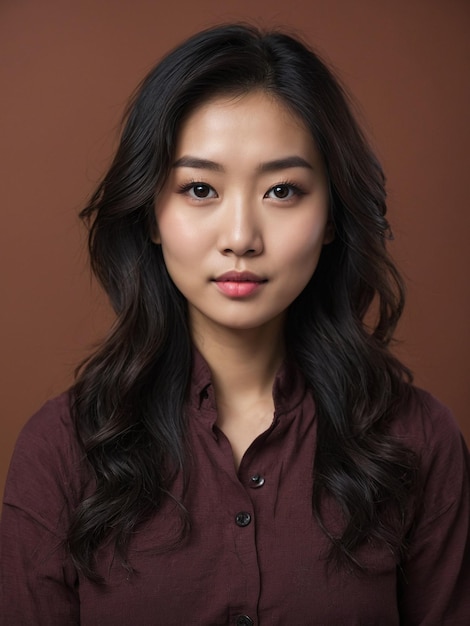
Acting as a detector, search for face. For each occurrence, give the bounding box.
[154,91,332,340]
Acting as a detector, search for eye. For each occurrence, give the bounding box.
[178,182,218,200]
[191,183,215,199]
[264,183,305,201]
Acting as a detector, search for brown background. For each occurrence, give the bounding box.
[1,0,469,500]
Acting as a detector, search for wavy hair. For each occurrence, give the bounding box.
[70,23,416,579]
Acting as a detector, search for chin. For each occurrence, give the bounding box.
[216,313,285,333]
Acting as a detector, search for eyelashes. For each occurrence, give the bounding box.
[177,182,217,200]
[264,182,307,200]
[177,180,308,202]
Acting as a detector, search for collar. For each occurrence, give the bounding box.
[188,347,308,418]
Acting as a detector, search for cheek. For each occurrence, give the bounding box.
[276,231,327,301]
[158,213,201,262]
[278,222,327,268]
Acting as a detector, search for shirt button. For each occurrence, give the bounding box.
[249,474,265,488]
[235,512,252,527]
[236,615,254,626]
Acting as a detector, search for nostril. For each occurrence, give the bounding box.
[223,248,257,255]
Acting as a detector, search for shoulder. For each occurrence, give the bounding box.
[17,391,75,439]
[390,386,465,455]
[392,387,469,526]
[9,392,79,472]
[3,392,87,527]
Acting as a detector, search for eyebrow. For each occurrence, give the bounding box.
[172,155,313,173]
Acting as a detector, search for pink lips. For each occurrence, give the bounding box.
[213,271,267,298]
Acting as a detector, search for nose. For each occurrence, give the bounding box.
[217,198,263,257]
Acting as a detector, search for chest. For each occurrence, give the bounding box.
[78,408,401,625]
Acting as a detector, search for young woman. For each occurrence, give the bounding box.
[1,24,469,625]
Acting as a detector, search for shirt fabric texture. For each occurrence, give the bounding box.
[1,351,470,625]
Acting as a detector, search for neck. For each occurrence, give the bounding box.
[192,318,285,410]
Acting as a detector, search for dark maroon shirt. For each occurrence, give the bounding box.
[1,352,470,624]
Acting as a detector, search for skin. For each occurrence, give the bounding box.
[155,90,332,467]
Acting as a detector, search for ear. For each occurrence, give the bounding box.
[323,220,335,245]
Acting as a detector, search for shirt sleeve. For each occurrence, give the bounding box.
[398,393,470,625]
[0,395,81,625]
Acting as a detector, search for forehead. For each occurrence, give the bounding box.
[173,90,317,161]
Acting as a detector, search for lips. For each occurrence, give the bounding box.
[212,271,267,297]
[213,271,267,283]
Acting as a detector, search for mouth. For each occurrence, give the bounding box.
[213,271,267,283]
[212,271,268,297]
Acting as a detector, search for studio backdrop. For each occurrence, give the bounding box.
[1,0,469,499]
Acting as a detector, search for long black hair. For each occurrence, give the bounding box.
[70,23,416,579]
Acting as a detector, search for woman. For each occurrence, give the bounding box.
[1,23,469,625]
